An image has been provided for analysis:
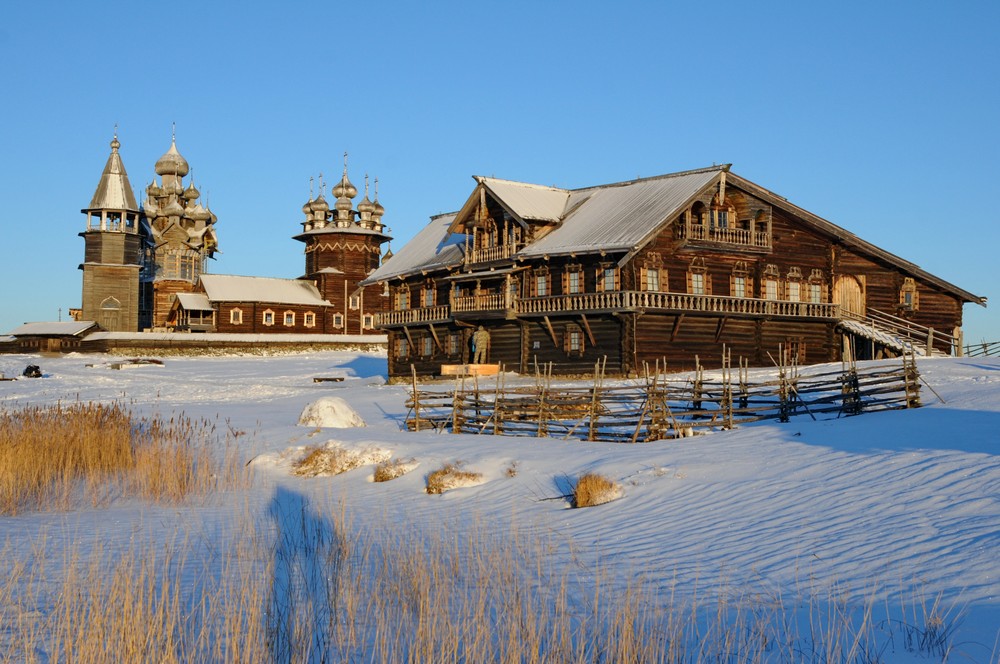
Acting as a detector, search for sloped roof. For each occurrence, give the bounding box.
[362,213,464,284]
[477,177,570,222]
[10,321,99,337]
[200,275,331,306]
[84,138,139,212]
[366,166,984,305]
[174,292,213,311]
[518,167,722,258]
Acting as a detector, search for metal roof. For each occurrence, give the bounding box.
[478,177,570,222]
[174,292,213,311]
[517,168,721,259]
[10,321,99,337]
[361,213,465,284]
[200,274,331,306]
[84,138,139,212]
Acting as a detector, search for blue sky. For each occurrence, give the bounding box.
[1,0,997,341]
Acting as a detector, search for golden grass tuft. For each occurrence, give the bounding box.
[373,458,416,483]
[0,402,248,515]
[572,472,621,508]
[292,446,361,477]
[425,462,483,495]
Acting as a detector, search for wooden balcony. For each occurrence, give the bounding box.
[373,292,839,329]
[516,291,838,319]
[466,242,517,265]
[676,222,771,250]
[374,305,451,327]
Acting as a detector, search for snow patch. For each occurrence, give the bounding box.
[297,396,365,428]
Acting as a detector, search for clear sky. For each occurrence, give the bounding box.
[1,0,997,342]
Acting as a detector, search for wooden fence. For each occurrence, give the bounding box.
[404,350,923,443]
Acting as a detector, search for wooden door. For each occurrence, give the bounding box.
[833,275,865,317]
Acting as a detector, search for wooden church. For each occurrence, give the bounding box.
[78,134,390,334]
[363,165,986,379]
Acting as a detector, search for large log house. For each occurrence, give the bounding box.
[363,165,986,379]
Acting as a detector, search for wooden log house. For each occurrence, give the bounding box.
[363,165,986,379]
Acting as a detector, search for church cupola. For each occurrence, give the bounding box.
[357,174,375,229]
[82,130,141,233]
[333,153,357,226]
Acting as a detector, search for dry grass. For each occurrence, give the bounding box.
[373,458,416,483]
[425,462,483,494]
[0,504,972,663]
[292,444,390,477]
[573,472,621,508]
[0,403,249,515]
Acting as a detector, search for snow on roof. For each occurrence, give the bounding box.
[478,177,570,222]
[518,168,721,258]
[174,292,213,311]
[362,213,465,284]
[10,321,98,337]
[200,275,331,306]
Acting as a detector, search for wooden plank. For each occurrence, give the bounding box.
[580,314,597,347]
[671,314,685,342]
[542,315,559,347]
[440,363,500,377]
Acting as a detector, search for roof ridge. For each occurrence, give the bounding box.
[473,176,569,193]
[569,164,730,193]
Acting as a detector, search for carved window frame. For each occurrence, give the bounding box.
[730,261,752,298]
[899,277,919,310]
[686,257,711,296]
[230,308,243,325]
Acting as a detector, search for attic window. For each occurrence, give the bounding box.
[900,277,919,310]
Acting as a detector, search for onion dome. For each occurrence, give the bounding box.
[373,197,385,217]
[311,193,330,213]
[146,180,162,197]
[144,199,160,217]
[335,195,353,214]
[189,203,212,222]
[301,198,313,215]
[332,172,357,200]
[154,139,190,177]
[357,194,374,216]
[183,181,200,200]
[382,247,393,263]
[163,199,185,217]
[162,179,184,196]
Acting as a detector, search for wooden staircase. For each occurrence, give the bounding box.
[838,308,958,358]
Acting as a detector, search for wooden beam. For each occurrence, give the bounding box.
[402,325,414,347]
[670,314,685,342]
[714,317,728,343]
[579,314,597,347]
[542,315,559,347]
[428,323,442,351]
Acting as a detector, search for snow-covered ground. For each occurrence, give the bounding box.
[2,350,999,661]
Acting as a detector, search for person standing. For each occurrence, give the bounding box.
[472,326,490,364]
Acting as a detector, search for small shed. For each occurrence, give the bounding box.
[9,321,101,352]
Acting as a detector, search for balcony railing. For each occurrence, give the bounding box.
[452,292,510,313]
[374,292,840,327]
[516,291,838,319]
[466,242,517,265]
[374,305,451,327]
[677,223,771,249]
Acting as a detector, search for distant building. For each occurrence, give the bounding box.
[78,134,391,334]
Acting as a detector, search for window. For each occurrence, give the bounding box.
[786,267,803,302]
[332,313,344,328]
[263,309,275,326]
[687,258,710,295]
[899,277,919,310]
[733,276,746,298]
[564,266,583,294]
[283,311,295,326]
[731,261,750,298]
[421,336,434,357]
[784,339,806,365]
[564,323,585,355]
[230,308,243,325]
[396,337,409,359]
[535,273,548,297]
[763,264,780,300]
[447,333,460,356]
[304,312,316,327]
[809,284,822,303]
[422,284,435,307]
[349,295,360,310]
[362,314,374,329]
[597,265,619,292]
[396,288,410,310]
